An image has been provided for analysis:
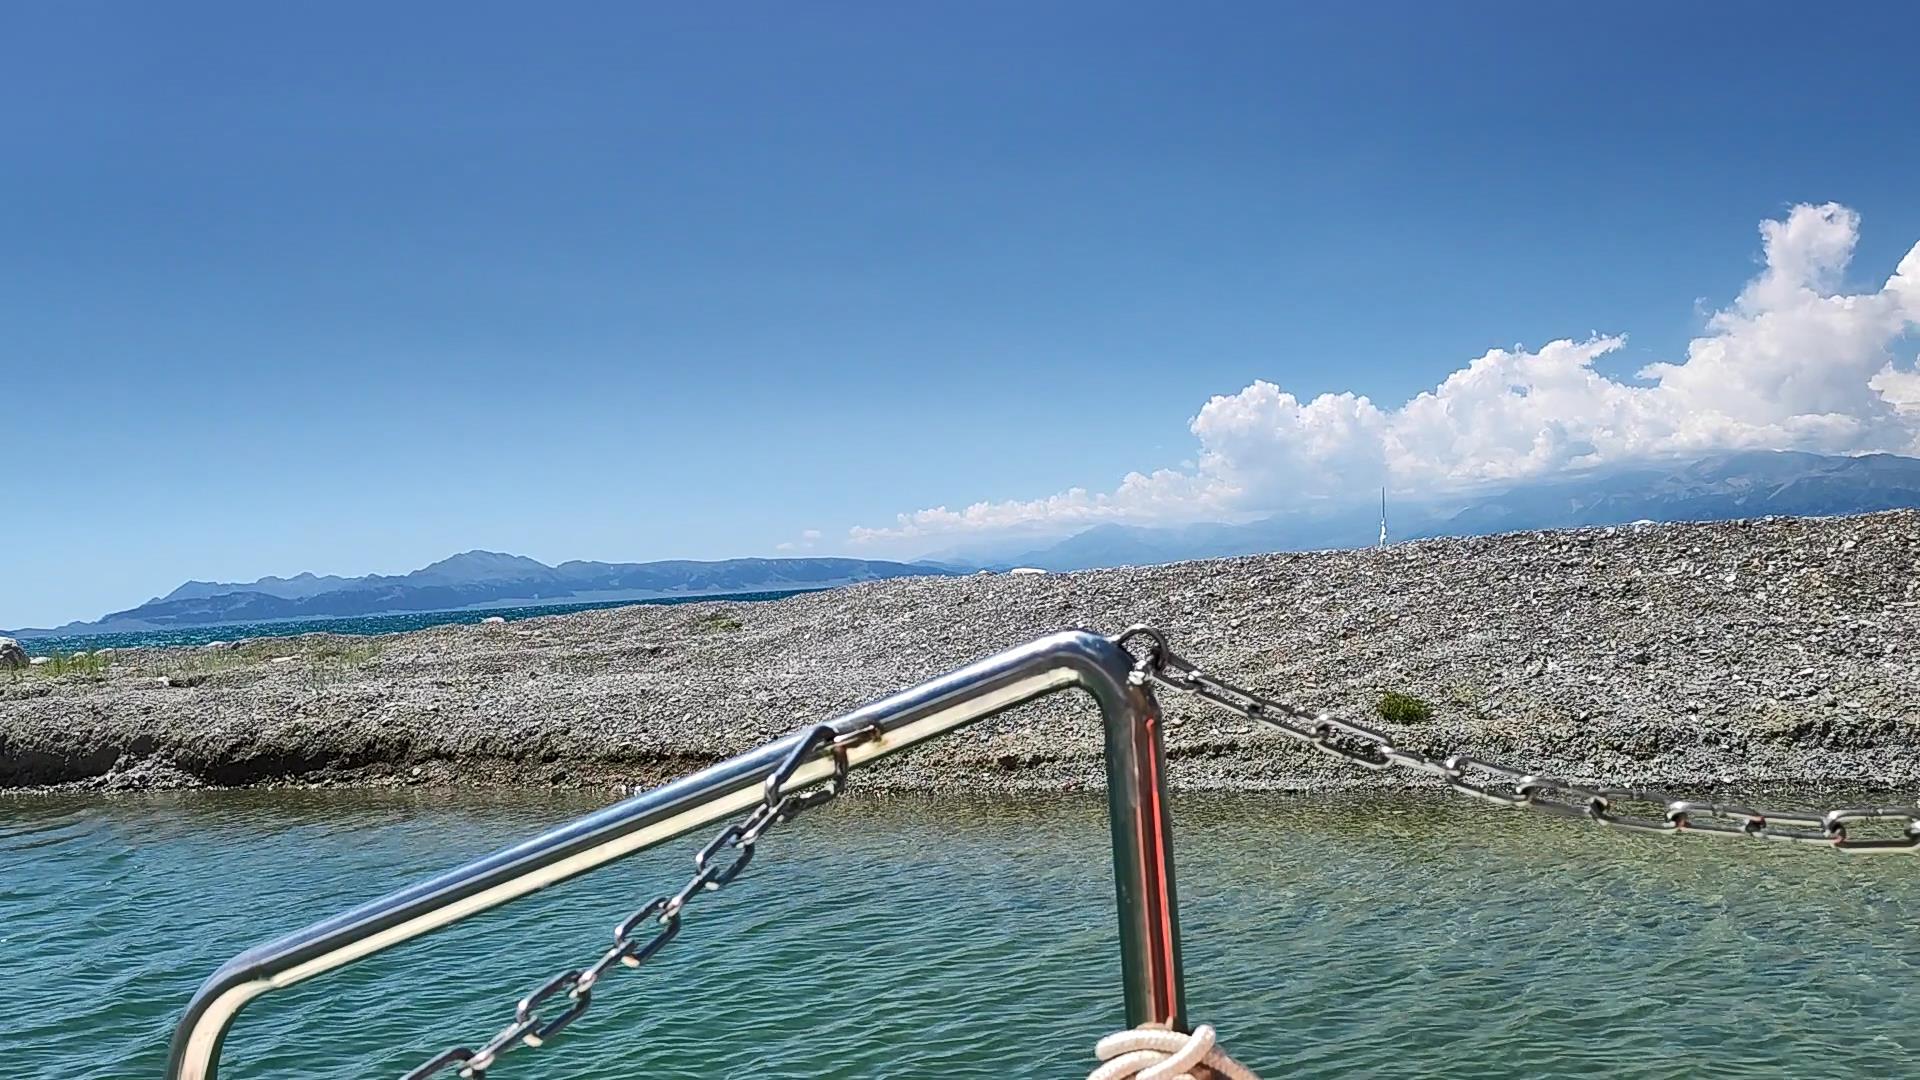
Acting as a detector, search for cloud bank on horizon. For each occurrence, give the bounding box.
[850,202,1920,547]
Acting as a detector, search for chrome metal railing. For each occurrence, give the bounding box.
[165,629,1187,1079]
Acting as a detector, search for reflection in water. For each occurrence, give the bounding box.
[5,790,1917,1079]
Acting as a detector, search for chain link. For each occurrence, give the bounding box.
[1115,625,1920,854]
[400,722,877,1079]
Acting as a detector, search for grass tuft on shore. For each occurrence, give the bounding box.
[103,636,391,688]
[308,640,382,666]
[690,611,744,633]
[1377,691,1435,726]
[14,652,110,681]
[303,640,384,692]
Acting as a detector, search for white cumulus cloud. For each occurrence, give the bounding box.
[850,203,1920,545]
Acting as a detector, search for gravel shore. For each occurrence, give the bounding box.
[5,512,1918,799]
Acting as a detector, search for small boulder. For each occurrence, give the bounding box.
[0,637,26,670]
[29,655,51,667]
[481,615,507,625]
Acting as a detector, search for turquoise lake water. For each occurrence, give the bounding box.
[7,791,1917,1079]
[16,591,819,656]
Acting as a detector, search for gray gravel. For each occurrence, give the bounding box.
[4,511,1918,798]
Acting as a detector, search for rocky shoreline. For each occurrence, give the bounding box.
[4,511,1918,801]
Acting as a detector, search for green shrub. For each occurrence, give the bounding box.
[1377,691,1434,725]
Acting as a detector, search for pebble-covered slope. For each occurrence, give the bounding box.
[4,511,1917,796]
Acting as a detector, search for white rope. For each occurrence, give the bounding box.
[1088,1023,1262,1080]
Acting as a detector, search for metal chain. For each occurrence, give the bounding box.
[1115,626,1920,853]
[400,626,1914,1078]
[400,723,877,1079]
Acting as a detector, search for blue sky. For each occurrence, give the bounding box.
[6,2,1920,627]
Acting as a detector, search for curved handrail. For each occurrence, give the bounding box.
[164,629,1187,1079]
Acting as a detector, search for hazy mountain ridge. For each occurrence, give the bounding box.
[160,571,358,604]
[997,450,1920,570]
[1432,451,1920,535]
[21,555,951,636]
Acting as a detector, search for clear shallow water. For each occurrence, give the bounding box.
[5,791,1917,1079]
[15,590,820,656]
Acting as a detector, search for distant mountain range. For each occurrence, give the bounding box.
[12,553,953,637]
[982,450,1920,570]
[14,450,1920,638]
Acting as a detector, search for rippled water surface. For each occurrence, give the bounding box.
[6,791,1917,1079]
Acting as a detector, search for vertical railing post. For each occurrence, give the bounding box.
[1097,655,1188,1031]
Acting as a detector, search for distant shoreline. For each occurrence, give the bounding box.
[10,553,952,641]
[11,589,825,656]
